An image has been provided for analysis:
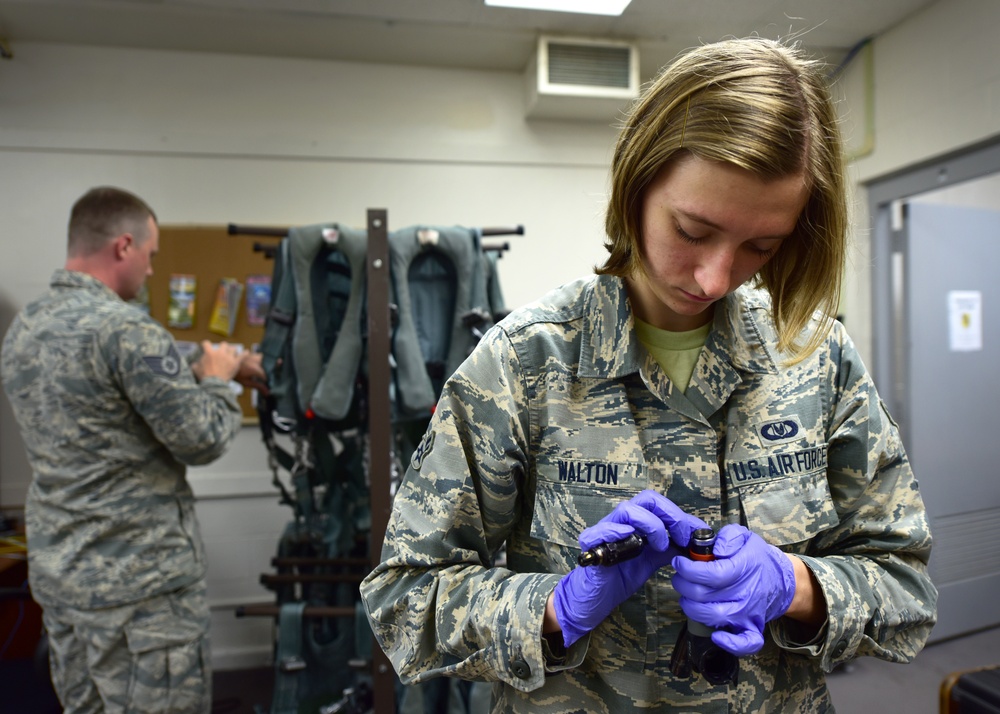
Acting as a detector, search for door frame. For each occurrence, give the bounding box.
[866,134,1000,641]
[868,134,1000,428]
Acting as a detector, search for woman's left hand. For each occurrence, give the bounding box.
[671,524,796,656]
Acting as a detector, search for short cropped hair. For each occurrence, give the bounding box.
[68,187,158,257]
[600,37,847,361]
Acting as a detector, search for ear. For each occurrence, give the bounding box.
[112,233,133,260]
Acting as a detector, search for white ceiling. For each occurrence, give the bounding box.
[0,0,936,76]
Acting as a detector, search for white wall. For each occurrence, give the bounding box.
[0,40,617,668]
[836,0,1000,365]
[0,42,623,502]
[3,0,1000,668]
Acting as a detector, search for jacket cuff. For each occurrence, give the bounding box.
[542,631,588,673]
[493,573,570,691]
[771,554,868,671]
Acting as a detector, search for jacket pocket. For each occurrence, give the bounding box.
[122,589,209,714]
[530,457,646,548]
[737,469,839,547]
[529,462,653,674]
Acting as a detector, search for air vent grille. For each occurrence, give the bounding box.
[525,35,639,120]
[546,42,632,89]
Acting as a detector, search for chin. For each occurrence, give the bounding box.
[672,299,712,315]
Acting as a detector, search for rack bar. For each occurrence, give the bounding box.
[367,209,396,714]
[260,573,365,585]
[235,604,356,619]
[229,222,524,239]
[227,223,287,237]
[481,225,524,236]
[482,241,510,253]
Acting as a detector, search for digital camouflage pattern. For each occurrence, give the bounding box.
[43,580,212,714]
[1,269,243,610]
[360,274,937,713]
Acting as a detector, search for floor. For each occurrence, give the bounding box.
[825,625,1000,714]
[213,666,273,714]
[4,624,998,713]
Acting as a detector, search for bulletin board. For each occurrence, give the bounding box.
[145,225,283,422]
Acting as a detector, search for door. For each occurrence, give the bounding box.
[900,201,1000,642]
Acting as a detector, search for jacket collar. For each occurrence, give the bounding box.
[579,275,779,377]
[51,268,122,302]
[579,275,780,419]
[578,274,643,379]
[709,284,781,375]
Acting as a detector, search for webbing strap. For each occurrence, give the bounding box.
[483,245,507,320]
[258,400,297,473]
[270,601,308,714]
[260,239,300,423]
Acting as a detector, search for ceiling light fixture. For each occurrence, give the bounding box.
[484,0,632,16]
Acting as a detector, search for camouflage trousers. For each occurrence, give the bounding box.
[41,579,212,714]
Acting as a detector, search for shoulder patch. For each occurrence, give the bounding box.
[142,344,183,378]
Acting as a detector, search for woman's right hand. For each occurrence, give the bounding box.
[549,490,708,647]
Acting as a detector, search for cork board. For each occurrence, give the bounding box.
[145,225,282,422]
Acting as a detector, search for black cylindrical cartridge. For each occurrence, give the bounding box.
[578,533,646,567]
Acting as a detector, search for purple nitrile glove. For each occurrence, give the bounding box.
[671,524,796,657]
[552,490,708,648]
[633,489,710,556]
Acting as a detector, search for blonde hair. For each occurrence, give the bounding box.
[600,37,847,361]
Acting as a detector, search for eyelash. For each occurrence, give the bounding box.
[674,223,701,244]
[674,223,778,259]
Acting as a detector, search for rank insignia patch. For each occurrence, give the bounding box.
[411,430,436,470]
[143,344,183,378]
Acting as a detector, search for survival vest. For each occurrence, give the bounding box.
[391,224,491,416]
[259,223,368,427]
[259,222,504,431]
[255,220,506,714]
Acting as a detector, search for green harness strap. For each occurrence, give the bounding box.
[259,237,301,426]
[482,245,507,321]
[270,601,308,714]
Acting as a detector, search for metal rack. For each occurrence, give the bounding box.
[229,211,521,714]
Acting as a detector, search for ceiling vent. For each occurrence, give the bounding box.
[525,35,639,121]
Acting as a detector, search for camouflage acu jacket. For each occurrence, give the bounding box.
[1,270,243,610]
[360,274,937,713]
